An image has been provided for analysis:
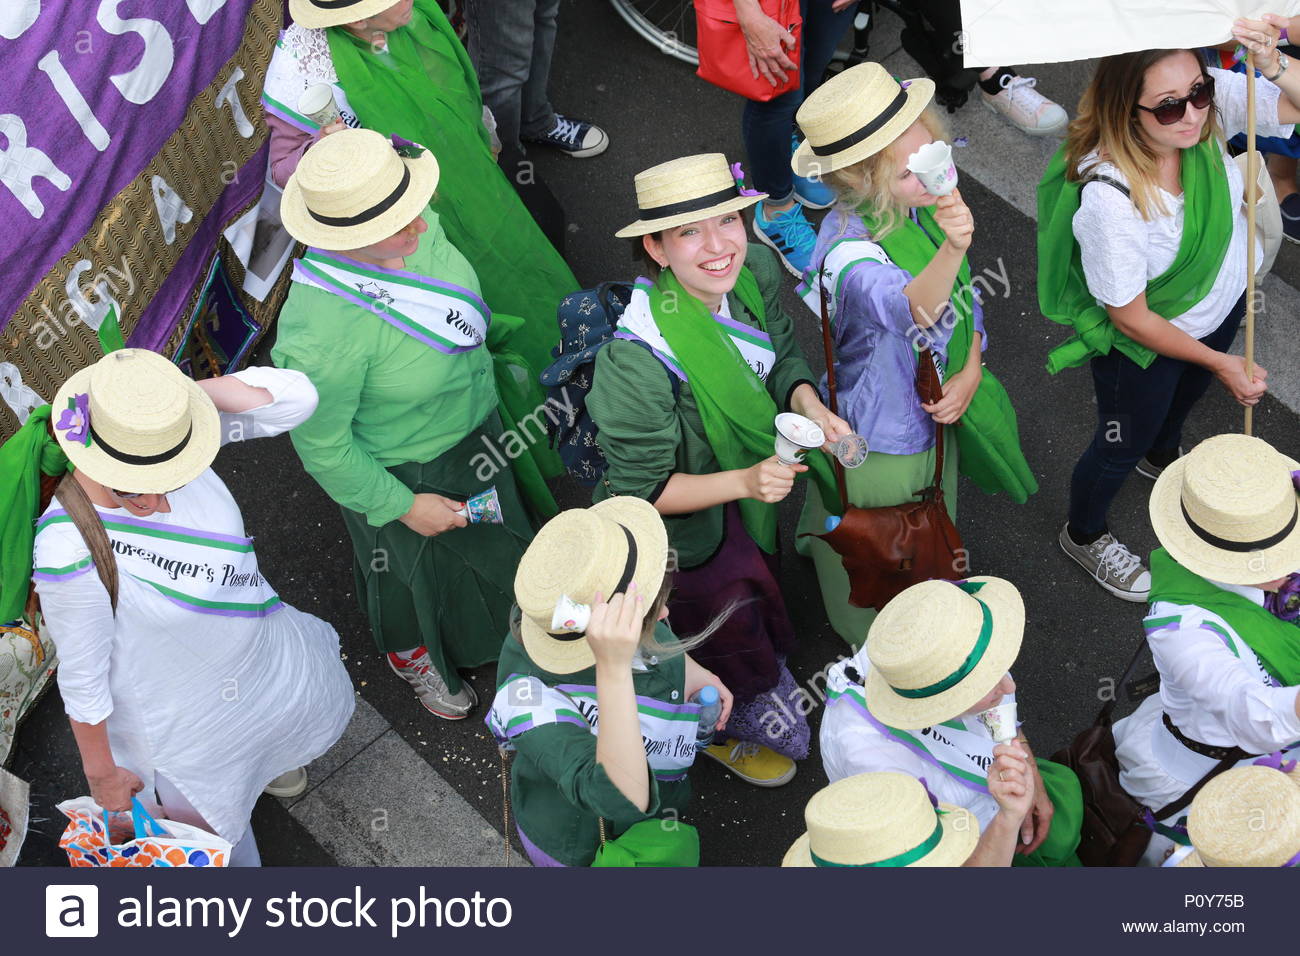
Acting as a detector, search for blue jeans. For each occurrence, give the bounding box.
[1068,291,1247,537]
[465,0,560,153]
[741,0,860,202]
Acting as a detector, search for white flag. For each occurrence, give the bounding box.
[959,0,1300,68]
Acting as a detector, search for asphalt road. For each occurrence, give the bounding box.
[14,1,1300,867]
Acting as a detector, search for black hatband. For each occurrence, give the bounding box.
[1180,498,1298,553]
[307,165,411,227]
[637,185,744,222]
[810,86,909,156]
[89,423,193,466]
[548,525,639,642]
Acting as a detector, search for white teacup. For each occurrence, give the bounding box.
[550,595,591,634]
[774,413,825,465]
[976,701,1019,744]
[299,84,342,128]
[907,140,959,197]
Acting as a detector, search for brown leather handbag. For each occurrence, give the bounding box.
[801,281,965,611]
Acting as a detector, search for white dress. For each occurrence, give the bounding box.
[32,368,355,843]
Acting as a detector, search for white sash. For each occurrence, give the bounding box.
[34,511,282,619]
[825,658,1006,795]
[615,278,777,383]
[489,675,701,783]
[291,248,490,354]
[796,236,892,321]
[261,33,360,133]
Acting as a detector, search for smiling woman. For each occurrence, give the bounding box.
[588,153,850,786]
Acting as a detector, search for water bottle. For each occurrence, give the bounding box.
[692,685,722,751]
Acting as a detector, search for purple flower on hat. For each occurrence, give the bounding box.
[55,393,91,447]
[730,162,762,198]
[391,134,426,159]
[1253,751,1299,774]
[1265,572,1300,624]
[917,776,940,810]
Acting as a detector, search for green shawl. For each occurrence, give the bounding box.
[651,268,840,553]
[327,0,577,427]
[1037,140,1233,373]
[0,406,70,622]
[1148,548,1300,686]
[862,206,1037,504]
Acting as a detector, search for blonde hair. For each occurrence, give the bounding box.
[822,108,950,239]
[1065,48,1222,220]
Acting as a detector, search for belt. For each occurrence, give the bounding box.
[1162,712,1262,762]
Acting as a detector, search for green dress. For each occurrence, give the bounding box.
[325,0,577,384]
[272,211,532,689]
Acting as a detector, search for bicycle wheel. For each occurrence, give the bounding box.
[608,0,699,65]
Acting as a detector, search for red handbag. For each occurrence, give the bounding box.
[694,0,802,102]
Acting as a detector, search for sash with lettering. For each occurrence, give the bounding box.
[825,658,1007,795]
[488,674,702,783]
[33,511,282,619]
[291,248,490,354]
[616,278,776,383]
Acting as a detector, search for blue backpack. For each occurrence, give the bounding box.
[540,282,680,487]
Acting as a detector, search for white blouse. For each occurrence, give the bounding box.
[1073,67,1291,340]
[1114,583,1300,817]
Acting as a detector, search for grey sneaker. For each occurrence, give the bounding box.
[264,767,308,799]
[1135,446,1185,481]
[1059,523,1151,602]
[387,651,478,719]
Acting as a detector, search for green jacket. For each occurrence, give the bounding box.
[587,244,815,567]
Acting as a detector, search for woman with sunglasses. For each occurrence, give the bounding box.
[1039,15,1300,603]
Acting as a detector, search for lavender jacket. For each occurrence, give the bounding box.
[811,207,988,456]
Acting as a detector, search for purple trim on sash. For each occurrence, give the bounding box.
[31,563,96,583]
[292,262,479,355]
[711,308,772,343]
[517,825,567,867]
[554,683,700,716]
[501,714,589,738]
[1283,849,1300,867]
[150,588,284,620]
[831,687,990,797]
[612,330,687,381]
[40,510,253,547]
[261,96,317,134]
[304,248,491,316]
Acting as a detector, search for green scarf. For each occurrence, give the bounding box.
[327,0,577,393]
[0,406,70,623]
[1036,140,1233,373]
[861,206,1037,504]
[651,268,839,552]
[486,312,558,521]
[1148,548,1300,685]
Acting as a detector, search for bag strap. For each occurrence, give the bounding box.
[1150,753,1240,823]
[1096,630,1152,726]
[916,348,946,493]
[1081,173,1132,199]
[816,278,849,512]
[53,475,118,614]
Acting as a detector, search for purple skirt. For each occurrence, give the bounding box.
[668,503,809,759]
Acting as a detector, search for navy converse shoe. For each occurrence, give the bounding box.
[523,114,609,158]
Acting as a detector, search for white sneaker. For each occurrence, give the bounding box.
[264,767,308,799]
[1058,523,1151,602]
[983,74,1068,137]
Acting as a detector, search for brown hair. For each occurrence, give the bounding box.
[1065,49,1221,220]
[822,107,950,239]
[628,232,663,277]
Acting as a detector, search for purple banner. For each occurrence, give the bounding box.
[0,0,267,346]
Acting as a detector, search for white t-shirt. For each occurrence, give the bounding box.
[1072,67,1291,340]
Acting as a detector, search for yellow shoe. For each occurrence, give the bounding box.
[702,738,796,787]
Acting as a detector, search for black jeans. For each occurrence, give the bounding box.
[1068,291,1247,537]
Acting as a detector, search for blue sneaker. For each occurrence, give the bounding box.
[753,202,817,277]
[1282,193,1300,245]
[791,133,835,209]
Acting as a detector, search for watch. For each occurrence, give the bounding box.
[1266,52,1289,82]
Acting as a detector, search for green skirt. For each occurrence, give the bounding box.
[796,440,958,649]
[1013,759,1084,868]
[340,414,533,690]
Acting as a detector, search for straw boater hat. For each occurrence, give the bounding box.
[862,577,1024,730]
[514,497,669,674]
[782,772,979,867]
[792,62,935,179]
[51,349,220,495]
[281,127,439,251]
[1176,764,1300,867]
[615,153,767,239]
[289,0,404,30]
[1149,434,1300,586]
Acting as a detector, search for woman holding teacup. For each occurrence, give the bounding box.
[273,128,553,721]
[790,62,1036,647]
[261,0,575,377]
[1040,16,1300,603]
[585,153,848,786]
[818,576,1083,866]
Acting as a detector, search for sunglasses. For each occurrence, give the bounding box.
[111,486,184,500]
[1136,75,1215,126]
